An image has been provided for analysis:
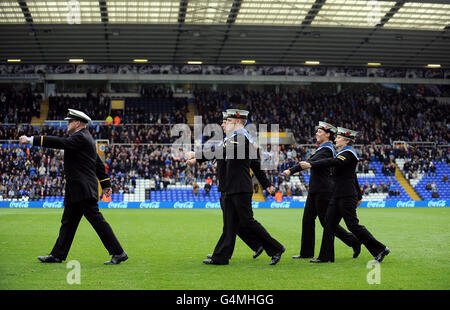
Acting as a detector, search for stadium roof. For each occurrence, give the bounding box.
[0,0,449,67]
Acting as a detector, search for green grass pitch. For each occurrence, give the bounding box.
[0,207,448,290]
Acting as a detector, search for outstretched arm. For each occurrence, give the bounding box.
[19,134,84,151]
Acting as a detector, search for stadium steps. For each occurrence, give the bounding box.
[251,168,266,202]
[123,179,148,202]
[186,102,196,126]
[31,97,49,125]
[395,164,422,201]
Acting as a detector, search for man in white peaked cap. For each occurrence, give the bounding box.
[19,109,128,265]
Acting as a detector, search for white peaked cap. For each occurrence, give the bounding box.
[64,109,92,123]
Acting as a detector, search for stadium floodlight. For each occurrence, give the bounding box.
[367,62,381,66]
[187,61,203,65]
[7,59,21,63]
[133,59,148,63]
[426,64,441,68]
[241,60,256,64]
[68,58,84,63]
[305,61,320,65]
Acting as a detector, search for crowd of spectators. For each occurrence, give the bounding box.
[1,138,447,201]
[1,86,449,201]
[360,180,400,197]
[0,145,65,200]
[194,89,449,145]
[3,87,448,146]
[0,88,42,124]
[47,89,111,121]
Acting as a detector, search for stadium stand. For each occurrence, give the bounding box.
[0,87,448,203]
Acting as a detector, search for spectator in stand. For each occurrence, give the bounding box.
[106,114,113,125]
[431,190,440,198]
[204,176,213,196]
[443,174,449,183]
[362,160,370,174]
[381,182,389,193]
[431,181,438,192]
[275,190,282,202]
[423,162,430,176]
[193,182,199,196]
[370,182,377,194]
[114,114,121,127]
[429,162,436,177]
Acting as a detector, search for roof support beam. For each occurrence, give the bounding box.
[99,1,110,62]
[99,1,108,23]
[215,0,242,64]
[17,1,46,62]
[280,0,325,63]
[18,1,32,23]
[301,0,325,26]
[377,0,404,27]
[172,0,189,63]
[344,1,405,64]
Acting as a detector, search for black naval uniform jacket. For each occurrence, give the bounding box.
[221,131,269,195]
[215,157,270,193]
[309,146,362,200]
[288,142,335,193]
[33,128,111,205]
[198,133,270,194]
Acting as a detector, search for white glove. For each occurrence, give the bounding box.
[19,135,33,144]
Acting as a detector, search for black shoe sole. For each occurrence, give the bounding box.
[269,247,286,265]
[37,256,62,263]
[104,255,128,265]
[203,259,228,265]
[376,249,390,263]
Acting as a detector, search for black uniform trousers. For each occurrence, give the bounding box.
[300,192,359,257]
[50,198,124,260]
[317,196,386,261]
[212,194,262,258]
[212,193,283,264]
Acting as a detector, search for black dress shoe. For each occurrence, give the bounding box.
[253,246,264,259]
[203,259,228,265]
[104,251,128,265]
[37,254,62,263]
[375,247,390,263]
[353,242,362,258]
[292,255,313,259]
[269,247,285,265]
[310,258,334,263]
